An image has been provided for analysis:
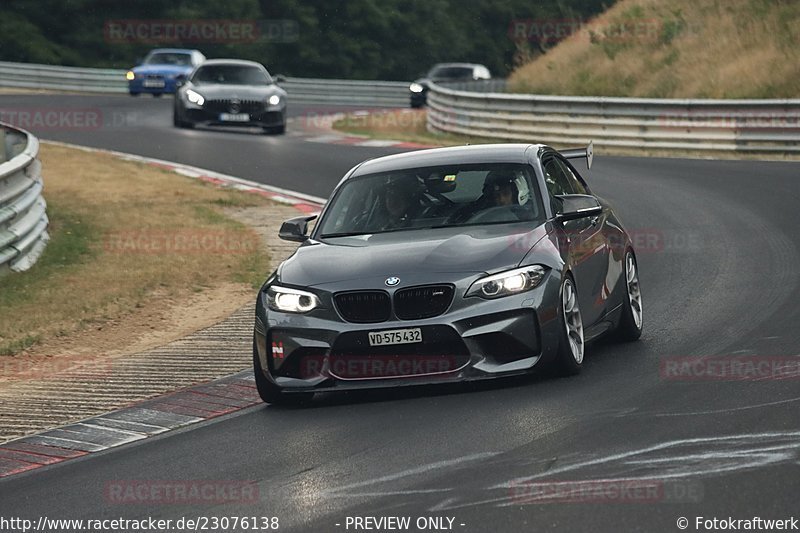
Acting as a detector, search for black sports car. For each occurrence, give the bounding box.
[253,143,643,404]
[409,63,491,108]
[173,59,287,133]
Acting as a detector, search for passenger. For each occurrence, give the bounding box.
[482,170,530,207]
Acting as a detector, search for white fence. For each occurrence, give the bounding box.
[0,60,409,107]
[0,122,48,275]
[427,82,800,154]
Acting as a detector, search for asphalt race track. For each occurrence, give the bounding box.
[1,94,799,532]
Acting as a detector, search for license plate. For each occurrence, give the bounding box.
[368,328,422,346]
[143,79,165,88]
[219,113,249,122]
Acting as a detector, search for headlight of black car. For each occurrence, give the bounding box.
[267,285,320,313]
[466,265,548,299]
[185,89,205,106]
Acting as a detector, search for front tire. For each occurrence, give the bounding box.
[554,276,584,375]
[263,124,286,134]
[613,251,643,341]
[173,109,194,129]
[253,337,312,406]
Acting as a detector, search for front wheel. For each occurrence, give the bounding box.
[613,251,643,341]
[554,276,584,375]
[263,124,286,134]
[253,337,312,406]
[173,109,194,129]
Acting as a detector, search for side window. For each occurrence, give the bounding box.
[556,158,588,195]
[543,158,575,197]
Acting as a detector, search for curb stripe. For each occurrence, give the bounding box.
[0,371,261,479]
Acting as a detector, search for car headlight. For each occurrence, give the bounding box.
[409,82,424,93]
[126,71,136,81]
[186,89,204,106]
[466,265,548,299]
[267,286,320,313]
[268,94,281,106]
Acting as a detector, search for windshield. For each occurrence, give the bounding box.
[191,65,271,85]
[317,163,544,238]
[428,66,474,79]
[143,52,192,66]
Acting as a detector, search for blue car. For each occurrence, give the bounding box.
[126,49,206,97]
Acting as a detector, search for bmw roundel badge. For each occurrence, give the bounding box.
[385,276,401,286]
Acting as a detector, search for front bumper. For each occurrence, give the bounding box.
[184,108,286,128]
[254,275,563,393]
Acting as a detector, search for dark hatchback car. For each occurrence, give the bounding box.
[126,48,205,97]
[253,143,643,404]
[409,63,491,107]
[173,59,287,133]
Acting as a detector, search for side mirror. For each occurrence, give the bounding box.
[175,74,187,87]
[274,74,287,84]
[279,215,317,242]
[554,194,602,221]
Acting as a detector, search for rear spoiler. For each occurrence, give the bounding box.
[560,141,593,170]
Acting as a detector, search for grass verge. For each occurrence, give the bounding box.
[508,0,800,98]
[332,109,495,147]
[0,144,271,356]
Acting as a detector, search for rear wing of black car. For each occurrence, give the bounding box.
[560,141,593,170]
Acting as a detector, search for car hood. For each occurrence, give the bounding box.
[133,65,192,76]
[187,84,284,99]
[279,224,548,288]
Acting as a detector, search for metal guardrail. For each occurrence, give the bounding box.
[0,60,409,107]
[0,122,48,275]
[427,82,800,154]
[280,77,408,107]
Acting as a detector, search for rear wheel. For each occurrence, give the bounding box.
[129,92,140,97]
[253,337,312,406]
[613,251,643,341]
[554,276,584,375]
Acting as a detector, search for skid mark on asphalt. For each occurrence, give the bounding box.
[320,452,500,499]
[424,430,800,511]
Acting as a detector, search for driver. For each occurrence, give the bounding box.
[482,170,530,207]
[378,176,421,230]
